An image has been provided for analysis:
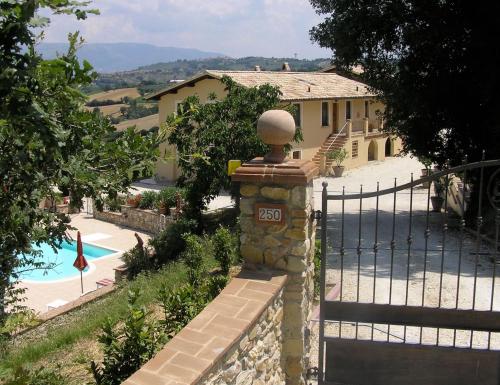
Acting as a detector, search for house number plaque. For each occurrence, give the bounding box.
[255,203,286,225]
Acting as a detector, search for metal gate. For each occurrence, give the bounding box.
[318,160,500,385]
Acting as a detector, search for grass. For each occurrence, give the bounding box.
[1,254,216,376]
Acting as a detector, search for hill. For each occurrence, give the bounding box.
[36,43,225,72]
[87,56,331,94]
[88,87,141,102]
[115,114,159,132]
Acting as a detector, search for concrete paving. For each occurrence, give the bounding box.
[18,214,150,314]
[309,155,500,373]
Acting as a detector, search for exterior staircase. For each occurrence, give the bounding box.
[312,134,348,170]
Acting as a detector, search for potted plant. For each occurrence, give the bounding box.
[126,194,142,208]
[327,148,349,177]
[156,187,177,215]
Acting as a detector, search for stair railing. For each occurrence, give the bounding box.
[324,120,350,156]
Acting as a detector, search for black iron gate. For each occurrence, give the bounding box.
[318,160,500,385]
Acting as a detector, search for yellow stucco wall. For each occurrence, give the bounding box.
[154,77,400,181]
[156,79,228,181]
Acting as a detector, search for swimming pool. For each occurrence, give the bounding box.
[21,241,117,282]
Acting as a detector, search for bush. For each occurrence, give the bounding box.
[212,226,236,275]
[104,195,125,212]
[202,275,228,302]
[138,190,158,210]
[157,283,201,335]
[181,234,208,287]
[149,218,197,266]
[156,187,179,209]
[91,289,164,385]
[122,246,154,279]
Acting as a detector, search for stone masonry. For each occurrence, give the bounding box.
[93,205,172,234]
[237,177,316,385]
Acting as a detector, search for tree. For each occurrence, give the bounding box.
[0,1,160,321]
[166,76,302,222]
[309,1,500,166]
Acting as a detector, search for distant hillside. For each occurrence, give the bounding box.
[36,43,225,72]
[86,57,331,94]
[88,87,141,102]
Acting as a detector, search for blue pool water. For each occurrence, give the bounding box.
[21,241,115,282]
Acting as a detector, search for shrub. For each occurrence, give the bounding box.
[104,195,125,212]
[122,246,154,279]
[138,190,158,210]
[156,187,178,209]
[157,283,201,334]
[149,218,197,266]
[212,226,236,275]
[2,366,65,385]
[327,148,348,166]
[202,275,228,302]
[91,289,164,385]
[181,234,208,287]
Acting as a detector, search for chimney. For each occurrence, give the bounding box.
[282,62,291,72]
[255,65,261,72]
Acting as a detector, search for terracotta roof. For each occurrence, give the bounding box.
[146,70,375,101]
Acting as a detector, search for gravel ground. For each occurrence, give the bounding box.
[308,156,500,376]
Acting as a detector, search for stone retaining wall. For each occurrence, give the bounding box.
[124,269,287,385]
[93,205,172,234]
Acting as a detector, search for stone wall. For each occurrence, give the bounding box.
[123,270,287,385]
[238,182,316,385]
[93,205,172,234]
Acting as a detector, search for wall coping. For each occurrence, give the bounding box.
[124,268,287,385]
[232,158,318,185]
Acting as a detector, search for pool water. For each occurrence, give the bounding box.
[21,241,116,282]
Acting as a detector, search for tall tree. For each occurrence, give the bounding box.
[0,1,160,320]
[166,76,302,222]
[310,1,500,166]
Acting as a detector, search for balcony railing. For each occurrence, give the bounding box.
[345,118,385,138]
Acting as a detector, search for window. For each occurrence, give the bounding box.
[345,100,352,120]
[321,101,329,127]
[352,140,359,158]
[292,103,301,128]
[292,150,302,160]
[364,100,369,118]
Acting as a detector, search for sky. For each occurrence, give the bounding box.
[41,0,331,59]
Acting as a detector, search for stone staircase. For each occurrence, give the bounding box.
[312,134,348,170]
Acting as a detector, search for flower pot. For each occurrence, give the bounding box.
[333,166,345,177]
[431,196,444,212]
[158,203,167,215]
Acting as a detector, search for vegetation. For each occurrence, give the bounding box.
[310,0,499,166]
[0,1,160,321]
[167,76,303,222]
[327,148,349,167]
[212,226,237,275]
[90,289,165,385]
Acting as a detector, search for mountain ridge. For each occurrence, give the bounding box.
[36,42,226,72]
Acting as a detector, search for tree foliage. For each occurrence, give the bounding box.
[0,1,160,320]
[166,76,302,220]
[310,1,500,165]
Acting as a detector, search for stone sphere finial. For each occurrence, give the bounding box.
[257,110,296,164]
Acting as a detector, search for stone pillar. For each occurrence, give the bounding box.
[232,110,318,385]
[363,117,369,135]
[346,119,352,138]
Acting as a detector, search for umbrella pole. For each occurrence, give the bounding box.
[80,271,84,294]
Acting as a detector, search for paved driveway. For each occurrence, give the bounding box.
[309,156,500,374]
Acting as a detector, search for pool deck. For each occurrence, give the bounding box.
[18,213,151,314]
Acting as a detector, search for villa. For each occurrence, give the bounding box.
[147,64,402,182]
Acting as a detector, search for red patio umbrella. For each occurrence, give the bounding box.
[73,231,88,293]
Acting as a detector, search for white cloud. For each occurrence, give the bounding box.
[41,0,330,58]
